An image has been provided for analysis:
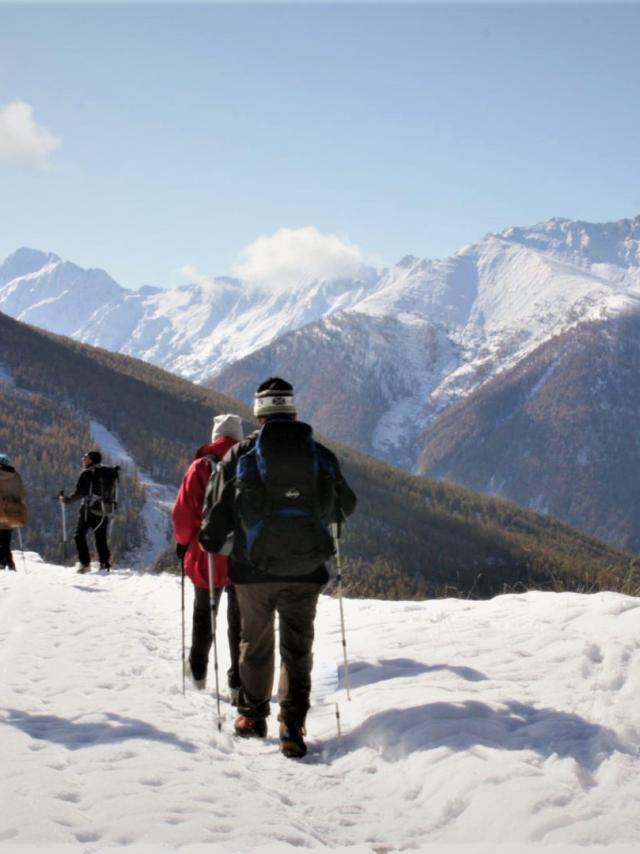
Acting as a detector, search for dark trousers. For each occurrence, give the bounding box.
[190,585,241,688]
[226,584,242,690]
[0,529,14,569]
[75,510,110,566]
[235,581,322,725]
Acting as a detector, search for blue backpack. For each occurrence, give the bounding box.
[235,419,337,575]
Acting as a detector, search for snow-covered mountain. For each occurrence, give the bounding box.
[212,216,640,466]
[0,246,378,380]
[2,216,640,473]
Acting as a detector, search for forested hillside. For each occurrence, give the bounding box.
[418,314,640,553]
[1,310,637,597]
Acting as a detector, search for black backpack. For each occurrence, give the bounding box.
[89,464,120,518]
[235,419,337,575]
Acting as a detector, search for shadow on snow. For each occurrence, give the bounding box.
[329,699,628,771]
[343,658,488,689]
[3,710,197,753]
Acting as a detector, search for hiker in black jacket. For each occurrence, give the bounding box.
[59,450,111,574]
[199,377,356,758]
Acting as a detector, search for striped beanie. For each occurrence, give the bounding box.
[253,377,297,418]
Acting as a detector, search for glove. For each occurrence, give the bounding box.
[176,542,188,559]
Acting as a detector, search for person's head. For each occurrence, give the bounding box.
[253,377,297,424]
[0,453,10,467]
[211,413,244,443]
[83,450,102,467]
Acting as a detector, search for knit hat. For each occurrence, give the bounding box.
[0,453,10,466]
[211,413,244,443]
[253,377,297,418]
[86,450,102,465]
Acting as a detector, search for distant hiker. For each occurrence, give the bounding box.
[172,413,244,700]
[199,377,357,758]
[59,450,118,574]
[0,453,27,571]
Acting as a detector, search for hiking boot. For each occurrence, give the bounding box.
[99,562,111,572]
[229,685,241,707]
[76,564,91,574]
[279,721,307,759]
[234,715,267,738]
[185,659,206,691]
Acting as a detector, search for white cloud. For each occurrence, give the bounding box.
[0,100,61,170]
[233,226,369,292]
[177,264,212,287]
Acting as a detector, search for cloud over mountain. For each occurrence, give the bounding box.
[0,100,61,170]
[232,226,371,292]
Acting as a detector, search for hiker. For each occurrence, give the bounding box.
[172,413,244,700]
[0,453,27,571]
[199,377,356,758]
[59,450,115,574]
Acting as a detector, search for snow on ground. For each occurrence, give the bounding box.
[1,556,639,854]
[89,421,175,570]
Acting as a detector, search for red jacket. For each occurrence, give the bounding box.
[172,436,238,589]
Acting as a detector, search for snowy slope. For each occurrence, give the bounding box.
[2,557,640,853]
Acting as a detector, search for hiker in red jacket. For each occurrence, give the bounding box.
[172,413,244,701]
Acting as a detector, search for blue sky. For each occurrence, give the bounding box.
[1,3,639,290]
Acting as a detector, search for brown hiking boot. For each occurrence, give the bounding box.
[234,715,267,739]
[76,564,91,574]
[279,721,307,759]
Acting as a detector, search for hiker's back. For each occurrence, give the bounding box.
[89,464,120,517]
[236,419,337,575]
[0,466,27,528]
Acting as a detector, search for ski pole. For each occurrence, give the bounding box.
[16,528,28,574]
[332,522,351,701]
[207,553,222,731]
[181,558,186,696]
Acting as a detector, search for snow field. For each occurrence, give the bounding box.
[1,556,640,854]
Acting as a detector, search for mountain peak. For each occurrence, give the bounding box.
[0,247,60,286]
[397,254,419,268]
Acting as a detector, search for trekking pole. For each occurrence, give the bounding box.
[207,553,223,732]
[59,495,67,564]
[181,559,186,696]
[16,528,28,574]
[332,522,351,701]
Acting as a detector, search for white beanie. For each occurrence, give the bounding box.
[211,413,244,443]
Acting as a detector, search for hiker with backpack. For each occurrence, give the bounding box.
[59,450,118,574]
[199,377,356,758]
[172,413,244,701]
[0,453,27,571]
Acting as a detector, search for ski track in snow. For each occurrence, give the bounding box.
[1,558,640,853]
